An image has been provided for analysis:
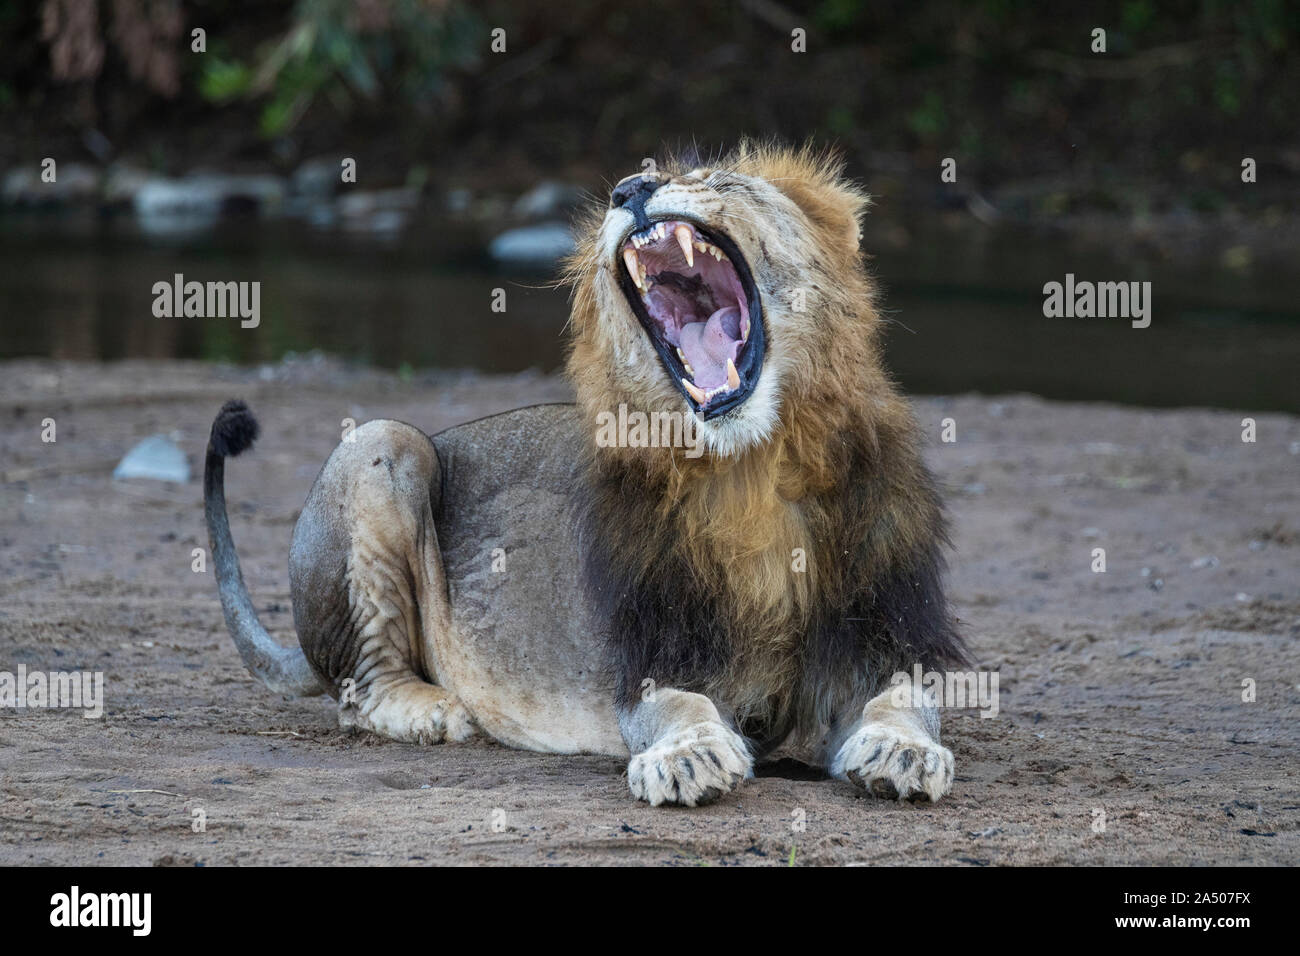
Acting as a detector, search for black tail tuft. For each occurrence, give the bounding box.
[209,400,260,458]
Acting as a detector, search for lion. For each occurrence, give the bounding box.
[204,142,970,806]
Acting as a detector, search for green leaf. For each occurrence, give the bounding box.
[198,58,252,103]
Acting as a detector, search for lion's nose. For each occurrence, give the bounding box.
[610,175,665,219]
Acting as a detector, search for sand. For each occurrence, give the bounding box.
[1,356,1296,865]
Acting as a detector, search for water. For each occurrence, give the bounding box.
[2,212,1296,413]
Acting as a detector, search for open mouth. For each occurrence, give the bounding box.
[616,218,765,419]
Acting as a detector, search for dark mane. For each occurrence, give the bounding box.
[576,418,968,758]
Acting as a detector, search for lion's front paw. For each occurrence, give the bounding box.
[832,723,954,803]
[627,722,752,807]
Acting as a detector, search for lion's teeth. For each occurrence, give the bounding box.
[682,378,707,404]
[676,347,694,375]
[726,357,740,390]
[623,248,642,289]
[675,224,694,267]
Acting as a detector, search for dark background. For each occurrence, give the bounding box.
[1,0,1297,410]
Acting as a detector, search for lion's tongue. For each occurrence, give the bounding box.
[678,305,742,390]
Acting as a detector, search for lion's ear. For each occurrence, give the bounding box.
[736,144,869,257]
[773,172,868,257]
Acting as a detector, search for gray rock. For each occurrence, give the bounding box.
[113,435,190,484]
[488,221,576,267]
[513,180,585,220]
[291,157,343,199]
[133,172,286,230]
[2,162,100,206]
[133,178,223,235]
[134,176,223,218]
[337,187,421,235]
[444,187,473,214]
[337,187,421,216]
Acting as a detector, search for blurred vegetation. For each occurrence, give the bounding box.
[197,0,482,136]
[0,0,1295,210]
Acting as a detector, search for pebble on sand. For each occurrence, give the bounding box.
[113,435,191,484]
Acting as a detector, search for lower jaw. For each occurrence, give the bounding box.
[689,378,754,420]
[624,317,765,421]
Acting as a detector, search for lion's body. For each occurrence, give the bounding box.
[287,405,624,755]
[205,143,971,806]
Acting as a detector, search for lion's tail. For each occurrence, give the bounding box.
[203,400,324,697]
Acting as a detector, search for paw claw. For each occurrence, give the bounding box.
[628,723,752,807]
[834,723,953,803]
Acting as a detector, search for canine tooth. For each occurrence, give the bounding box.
[623,248,642,289]
[682,378,707,404]
[674,224,694,267]
[726,357,740,390]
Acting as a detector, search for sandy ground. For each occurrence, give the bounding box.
[0,356,1296,866]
